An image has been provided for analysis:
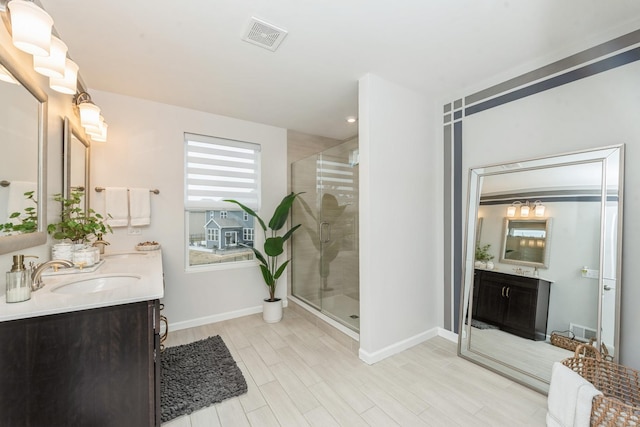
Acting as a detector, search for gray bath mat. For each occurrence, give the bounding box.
[160,335,247,423]
[470,319,499,330]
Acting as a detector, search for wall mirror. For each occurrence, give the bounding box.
[0,44,48,254]
[500,218,551,268]
[458,145,624,393]
[63,117,90,212]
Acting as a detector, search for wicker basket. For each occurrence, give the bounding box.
[561,344,640,426]
[551,331,585,352]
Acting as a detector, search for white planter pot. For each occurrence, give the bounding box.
[262,298,283,323]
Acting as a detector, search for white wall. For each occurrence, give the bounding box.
[460,59,640,368]
[90,90,288,328]
[358,73,441,363]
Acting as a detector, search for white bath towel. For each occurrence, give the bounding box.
[129,188,151,226]
[546,362,602,427]
[7,181,36,218]
[105,187,129,227]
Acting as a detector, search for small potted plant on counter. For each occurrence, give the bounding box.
[47,191,112,244]
[475,243,495,269]
[225,192,302,323]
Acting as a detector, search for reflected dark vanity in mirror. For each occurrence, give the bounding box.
[458,145,624,393]
[0,40,48,254]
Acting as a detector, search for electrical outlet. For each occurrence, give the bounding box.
[581,268,599,279]
[127,227,141,235]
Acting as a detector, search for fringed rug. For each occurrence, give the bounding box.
[160,335,247,423]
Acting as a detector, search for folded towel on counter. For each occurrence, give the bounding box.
[129,188,151,226]
[7,181,36,218]
[105,187,129,227]
[546,362,602,427]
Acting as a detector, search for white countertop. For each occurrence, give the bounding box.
[0,249,164,322]
[475,267,554,283]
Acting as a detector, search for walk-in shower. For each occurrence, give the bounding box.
[291,137,359,332]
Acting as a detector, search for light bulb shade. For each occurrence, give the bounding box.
[33,36,68,78]
[85,115,104,136]
[89,121,108,142]
[534,204,545,217]
[8,0,54,56]
[506,206,517,217]
[79,102,101,130]
[520,205,530,217]
[49,59,78,95]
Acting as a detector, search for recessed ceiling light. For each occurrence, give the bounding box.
[346,116,357,123]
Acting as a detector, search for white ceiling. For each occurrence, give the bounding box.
[39,1,640,140]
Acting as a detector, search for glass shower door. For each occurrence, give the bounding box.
[291,138,359,331]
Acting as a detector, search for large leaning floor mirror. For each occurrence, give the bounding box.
[458,145,624,393]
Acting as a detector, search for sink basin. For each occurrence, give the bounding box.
[102,252,148,259]
[51,274,142,295]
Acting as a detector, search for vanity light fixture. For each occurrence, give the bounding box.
[74,91,101,129]
[33,35,67,78]
[6,0,54,57]
[506,200,545,218]
[88,120,108,142]
[346,116,357,123]
[49,58,78,94]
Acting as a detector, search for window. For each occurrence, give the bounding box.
[185,133,260,269]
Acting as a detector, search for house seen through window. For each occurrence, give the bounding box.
[184,133,261,269]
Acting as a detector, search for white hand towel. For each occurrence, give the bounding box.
[546,362,602,427]
[105,187,129,227]
[7,181,36,218]
[129,188,151,226]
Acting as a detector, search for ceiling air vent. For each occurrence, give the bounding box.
[242,17,288,52]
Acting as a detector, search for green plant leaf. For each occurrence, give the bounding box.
[274,260,290,280]
[282,224,301,243]
[264,236,284,257]
[268,192,302,231]
[259,264,275,286]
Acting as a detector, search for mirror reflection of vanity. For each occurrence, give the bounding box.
[458,145,624,393]
[63,117,90,212]
[0,43,48,254]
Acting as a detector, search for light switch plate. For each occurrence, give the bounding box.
[127,227,141,235]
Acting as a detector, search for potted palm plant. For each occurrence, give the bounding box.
[225,192,302,323]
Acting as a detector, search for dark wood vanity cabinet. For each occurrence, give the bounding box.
[0,300,161,427]
[473,269,551,340]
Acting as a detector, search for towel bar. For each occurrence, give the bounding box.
[95,187,159,194]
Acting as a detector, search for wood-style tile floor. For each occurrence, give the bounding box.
[162,309,547,426]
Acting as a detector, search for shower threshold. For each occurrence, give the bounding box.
[288,296,360,340]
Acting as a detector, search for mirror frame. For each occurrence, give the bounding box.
[63,117,90,212]
[0,38,48,254]
[499,218,552,268]
[458,145,624,393]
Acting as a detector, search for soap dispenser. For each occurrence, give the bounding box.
[6,255,32,303]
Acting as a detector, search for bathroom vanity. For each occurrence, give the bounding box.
[0,250,164,427]
[472,269,552,341]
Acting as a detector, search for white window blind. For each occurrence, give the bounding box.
[185,133,261,210]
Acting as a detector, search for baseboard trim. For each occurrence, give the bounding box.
[437,327,458,343]
[358,327,439,365]
[168,299,288,332]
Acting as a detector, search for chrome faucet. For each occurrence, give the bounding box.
[31,259,74,291]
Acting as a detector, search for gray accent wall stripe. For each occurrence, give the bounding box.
[443,124,452,330]
[466,29,640,105]
[466,47,640,116]
[442,29,640,334]
[453,121,462,334]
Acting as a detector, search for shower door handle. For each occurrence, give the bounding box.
[320,222,331,243]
